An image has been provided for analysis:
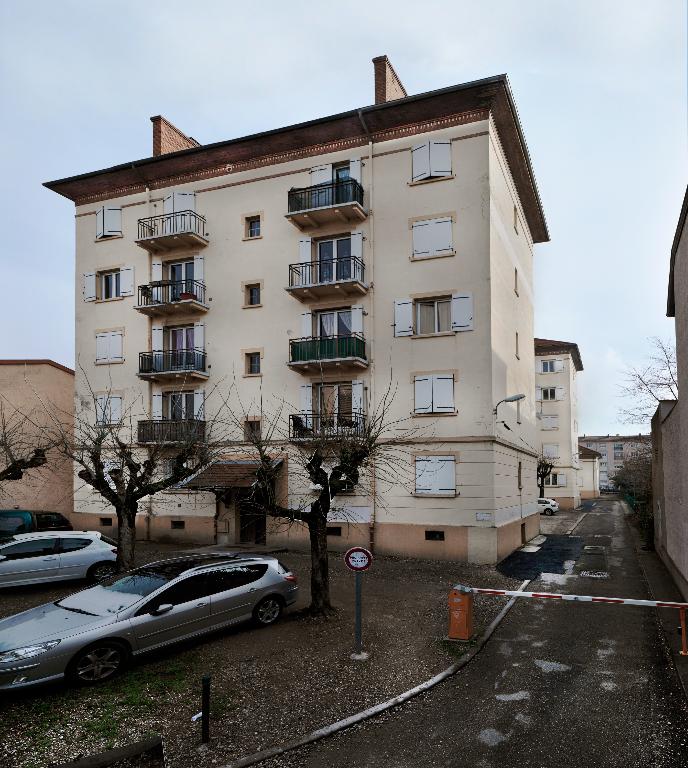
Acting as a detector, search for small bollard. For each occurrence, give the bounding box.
[201,675,211,743]
[448,585,474,641]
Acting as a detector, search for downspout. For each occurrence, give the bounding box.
[358,110,376,553]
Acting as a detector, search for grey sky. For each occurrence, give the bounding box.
[0,0,685,435]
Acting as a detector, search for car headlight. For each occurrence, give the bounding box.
[0,640,61,663]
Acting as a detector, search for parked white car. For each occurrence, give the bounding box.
[0,532,117,588]
[537,497,560,516]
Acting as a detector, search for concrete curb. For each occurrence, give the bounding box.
[222,578,531,768]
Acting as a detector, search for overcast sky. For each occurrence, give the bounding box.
[0,0,685,435]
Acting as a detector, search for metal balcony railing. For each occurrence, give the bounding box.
[138,349,206,375]
[289,334,366,364]
[288,256,365,288]
[137,280,206,307]
[289,412,366,440]
[137,211,207,240]
[138,419,206,444]
[287,179,364,214]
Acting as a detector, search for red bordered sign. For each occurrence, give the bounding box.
[344,547,373,572]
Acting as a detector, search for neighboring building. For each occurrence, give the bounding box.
[578,445,601,499]
[45,56,550,564]
[653,184,688,600]
[0,360,74,518]
[534,338,583,509]
[578,434,651,490]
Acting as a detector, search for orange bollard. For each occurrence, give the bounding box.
[448,587,474,641]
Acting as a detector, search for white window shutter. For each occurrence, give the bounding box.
[429,141,452,177]
[556,387,566,401]
[349,159,362,184]
[394,299,413,337]
[351,305,364,335]
[350,231,363,269]
[536,386,542,401]
[193,322,205,350]
[309,165,332,186]
[173,192,195,212]
[431,217,453,256]
[119,266,134,297]
[95,334,109,363]
[414,377,433,414]
[109,396,122,423]
[103,207,122,237]
[194,389,205,419]
[152,325,164,351]
[432,375,455,413]
[83,273,96,302]
[558,473,567,487]
[151,260,163,287]
[352,381,365,414]
[535,360,543,374]
[96,207,105,239]
[415,457,433,493]
[109,332,123,362]
[152,392,163,421]
[298,237,312,286]
[300,311,312,338]
[300,383,313,414]
[544,444,559,459]
[451,293,474,332]
[435,456,456,494]
[163,194,174,215]
[193,255,204,282]
[554,359,565,372]
[412,220,432,258]
[411,142,430,182]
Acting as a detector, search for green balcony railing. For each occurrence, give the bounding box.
[289,334,366,364]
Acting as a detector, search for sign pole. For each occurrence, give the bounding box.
[344,546,372,662]
[354,570,363,656]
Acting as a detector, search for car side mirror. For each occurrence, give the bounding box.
[150,603,173,616]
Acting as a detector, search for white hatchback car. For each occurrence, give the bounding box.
[537,497,560,516]
[0,532,117,588]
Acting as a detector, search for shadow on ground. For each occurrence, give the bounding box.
[497,535,583,581]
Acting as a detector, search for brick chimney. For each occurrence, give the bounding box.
[150,115,201,157]
[372,55,407,105]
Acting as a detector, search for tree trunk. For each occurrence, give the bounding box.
[307,511,332,616]
[116,505,137,572]
[539,479,545,498]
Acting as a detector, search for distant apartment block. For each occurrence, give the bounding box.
[578,434,650,489]
[578,445,601,499]
[45,56,550,564]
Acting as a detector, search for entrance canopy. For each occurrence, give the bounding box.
[180,458,283,491]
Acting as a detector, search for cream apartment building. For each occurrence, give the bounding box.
[45,57,549,564]
[534,338,583,509]
[579,433,650,490]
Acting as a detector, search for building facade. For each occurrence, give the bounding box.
[578,445,601,499]
[578,434,650,490]
[46,57,549,564]
[534,338,583,509]
[0,360,74,517]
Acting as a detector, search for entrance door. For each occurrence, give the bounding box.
[237,492,266,545]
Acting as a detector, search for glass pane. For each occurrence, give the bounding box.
[417,302,435,335]
[186,327,195,349]
[335,165,350,182]
[338,311,352,336]
[185,393,194,418]
[437,300,451,332]
[319,312,335,337]
[318,241,334,283]
[170,393,183,420]
[338,384,353,420]
[337,238,351,280]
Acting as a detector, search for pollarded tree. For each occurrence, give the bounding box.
[0,402,49,492]
[537,453,554,499]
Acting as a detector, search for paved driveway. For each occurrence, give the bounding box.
[268,500,688,768]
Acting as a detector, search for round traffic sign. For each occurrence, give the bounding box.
[344,547,373,572]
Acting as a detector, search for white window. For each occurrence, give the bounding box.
[394,294,473,337]
[543,443,560,459]
[96,206,122,240]
[541,360,555,373]
[540,414,559,430]
[545,472,566,487]
[415,456,456,495]
[83,267,134,302]
[538,387,556,401]
[96,395,122,425]
[101,270,120,300]
[95,331,123,364]
[414,375,455,414]
[416,297,451,335]
[412,217,453,258]
[411,141,452,182]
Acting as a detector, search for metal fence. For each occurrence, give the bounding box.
[138,419,206,443]
[137,210,206,240]
[139,349,206,375]
[287,179,364,213]
[288,256,365,288]
[289,334,366,364]
[289,411,365,440]
[138,280,206,306]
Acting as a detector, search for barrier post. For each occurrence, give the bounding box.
[448,584,474,641]
[680,608,688,657]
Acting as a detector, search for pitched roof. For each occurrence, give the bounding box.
[534,338,583,371]
[44,74,549,243]
[0,359,74,376]
[181,459,283,490]
[667,184,688,317]
[579,445,601,460]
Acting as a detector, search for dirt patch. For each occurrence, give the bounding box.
[1,543,521,768]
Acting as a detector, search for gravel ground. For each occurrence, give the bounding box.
[0,542,522,768]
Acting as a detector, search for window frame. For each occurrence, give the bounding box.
[246,216,261,239]
[245,352,261,376]
[414,297,451,336]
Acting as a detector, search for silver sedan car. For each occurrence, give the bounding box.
[0,554,298,690]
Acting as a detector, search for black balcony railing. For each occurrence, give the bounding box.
[289,334,366,364]
[137,211,207,240]
[139,349,206,375]
[289,412,365,440]
[138,419,206,444]
[137,280,206,307]
[288,256,365,288]
[288,179,364,214]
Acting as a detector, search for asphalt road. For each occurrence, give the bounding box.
[267,500,688,768]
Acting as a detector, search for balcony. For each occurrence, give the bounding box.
[288,334,367,371]
[135,280,208,317]
[289,412,365,441]
[137,419,206,444]
[286,179,366,230]
[135,211,209,253]
[286,257,367,301]
[138,350,208,381]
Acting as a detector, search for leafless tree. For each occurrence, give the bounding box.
[0,402,50,490]
[537,453,554,499]
[619,337,677,423]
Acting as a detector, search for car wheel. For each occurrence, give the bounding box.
[253,596,283,627]
[546,509,554,516]
[67,641,128,686]
[87,561,116,583]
